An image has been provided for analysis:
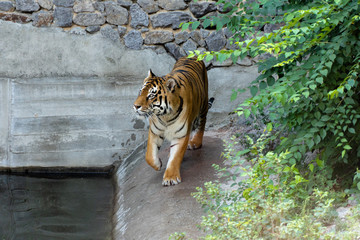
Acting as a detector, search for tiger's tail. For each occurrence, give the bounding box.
[208,97,215,110]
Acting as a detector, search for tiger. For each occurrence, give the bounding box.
[133,56,214,186]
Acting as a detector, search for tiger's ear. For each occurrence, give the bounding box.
[166,78,177,92]
[147,69,156,78]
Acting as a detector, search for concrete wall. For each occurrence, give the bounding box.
[0,20,175,168]
[0,20,258,169]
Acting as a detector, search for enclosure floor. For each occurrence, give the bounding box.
[117,135,225,240]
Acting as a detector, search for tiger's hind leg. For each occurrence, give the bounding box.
[188,97,214,150]
[188,129,204,150]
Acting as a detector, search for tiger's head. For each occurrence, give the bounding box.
[133,70,178,118]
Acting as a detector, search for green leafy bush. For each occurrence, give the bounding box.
[185,0,360,185]
[173,0,360,239]
[170,135,360,240]
[191,136,357,240]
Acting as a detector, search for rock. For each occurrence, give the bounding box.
[264,23,282,33]
[130,4,149,29]
[336,207,351,220]
[189,2,216,18]
[200,29,210,38]
[73,13,105,26]
[38,0,53,10]
[0,12,31,23]
[86,25,100,34]
[93,2,104,12]
[164,43,186,60]
[224,28,234,38]
[69,26,86,35]
[124,30,143,50]
[144,31,174,45]
[217,3,232,13]
[144,45,167,54]
[53,0,74,7]
[182,39,197,54]
[150,12,194,30]
[15,0,40,12]
[105,2,128,25]
[175,31,189,44]
[101,25,120,42]
[205,30,227,51]
[54,7,73,27]
[190,31,205,47]
[137,0,159,14]
[118,26,127,37]
[73,0,95,13]
[226,39,239,50]
[0,1,14,11]
[32,10,53,27]
[117,0,132,8]
[212,58,233,67]
[157,0,187,11]
[237,56,253,66]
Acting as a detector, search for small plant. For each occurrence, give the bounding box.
[169,232,187,240]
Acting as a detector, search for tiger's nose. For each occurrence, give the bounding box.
[134,104,141,110]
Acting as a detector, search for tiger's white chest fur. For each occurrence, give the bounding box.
[149,107,190,142]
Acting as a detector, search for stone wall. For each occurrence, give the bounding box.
[0,0,242,64]
[0,0,259,169]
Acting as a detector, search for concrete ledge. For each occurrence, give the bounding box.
[113,136,224,240]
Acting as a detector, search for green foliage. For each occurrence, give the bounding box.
[179,136,360,239]
[185,0,360,179]
[175,0,360,239]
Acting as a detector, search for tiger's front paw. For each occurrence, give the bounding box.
[162,169,181,186]
[146,157,162,171]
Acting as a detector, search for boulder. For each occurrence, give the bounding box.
[0,1,14,11]
[15,0,40,12]
[189,2,216,18]
[105,2,128,25]
[144,31,174,45]
[130,4,149,29]
[124,30,143,50]
[205,30,227,51]
[73,13,105,26]
[100,24,120,42]
[164,43,186,59]
[53,0,74,7]
[151,11,194,30]
[54,7,73,27]
[32,10,53,27]
[137,0,159,14]
[157,0,187,11]
[73,0,95,13]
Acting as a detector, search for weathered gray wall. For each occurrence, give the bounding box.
[0,20,175,168]
[0,20,258,169]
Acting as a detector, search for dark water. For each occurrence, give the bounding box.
[0,175,113,240]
